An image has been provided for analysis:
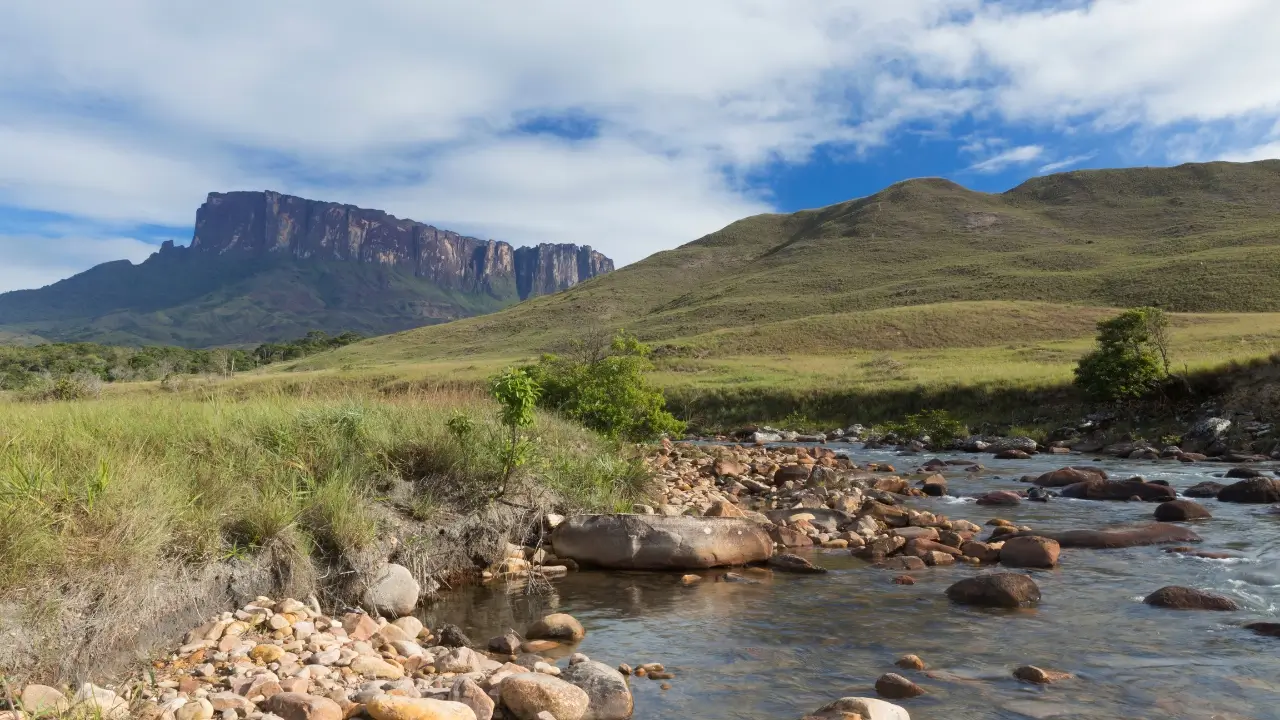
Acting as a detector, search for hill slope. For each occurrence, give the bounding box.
[310,159,1280,366]
[0,191,614,347]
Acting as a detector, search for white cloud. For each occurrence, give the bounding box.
[0,0,1278,290]
[0,236,158,293]
[969,145,1044,173]
[1038,152,1098,173]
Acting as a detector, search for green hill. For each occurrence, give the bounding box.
[304,159,1280,370]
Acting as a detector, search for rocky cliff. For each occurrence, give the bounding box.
[188,191,614,299]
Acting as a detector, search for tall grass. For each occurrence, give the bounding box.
[0,384,649,647]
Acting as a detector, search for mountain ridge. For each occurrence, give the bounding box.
[0,191,614,347]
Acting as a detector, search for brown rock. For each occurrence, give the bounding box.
[1217,478,1280,504]
[366,695,479,720]
[527,613,586,642]
[768,553,828,574]
[1013,666,1073,684]
[895,654,927,671]
[450,678,495,720]
[878,556,926,572]
[946,573,1041,608]
[342,613,380,642]
[893,575,916,585]
[875,673,925,699]
[703,500,745,518]
[774,465,812,484]
[263,693,344,720]
[499,674,590,720]
[766,524,814,548]
[1034,467,1104,488]
[550,515,773,570]
[961,541,1001,564]
[1143,586,1240,611]
[976,491,1022,506]
[999,536,1060,568]
[1154,500,1213,522]
[1061,478,1176,502]
[1001,524,1200,548]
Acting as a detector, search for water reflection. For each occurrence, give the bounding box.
[425,446,1280,719]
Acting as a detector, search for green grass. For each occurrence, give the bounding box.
[0,380,650,681]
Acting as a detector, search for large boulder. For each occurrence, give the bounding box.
[500,674,590,720]
[1217,478,1280,504]
[1143,586,1240,611]
[362,563,421,618]
[999,524,1200,548]
[561,661,634,720]
[802,697,910,720]
[1034,467,1105,488]
[1184,481,1225,498]
[1182,417,1230,454]
[946,573,1041,608]
[1060,478,1176,502]
[999,536,1060,568]
[551,515,773,570]
[1154,500,1212,522]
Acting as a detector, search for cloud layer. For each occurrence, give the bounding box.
[1,1,1278,291]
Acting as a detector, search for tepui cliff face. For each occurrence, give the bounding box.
[189,190,614,299]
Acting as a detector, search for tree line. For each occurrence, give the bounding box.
[0,330,363,390]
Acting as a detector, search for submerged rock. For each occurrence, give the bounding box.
[552,514,773,570]
[1013,666,1073,684]
[1217,478,1280,504]
[527,613,586,642]
[769,553,828,574]
[1143,586,1240,611]
[1184,481,1225,498]
[976,491,1022,506]
[1154,500,1212,522]
[875,673,925,699]
[1000,524,1200,548]
[1060,478,1176,502]
[946,573,1041,608]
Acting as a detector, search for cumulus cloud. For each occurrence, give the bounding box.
[0,0,1278,289]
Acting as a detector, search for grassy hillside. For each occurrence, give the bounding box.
[298,160,1280,368]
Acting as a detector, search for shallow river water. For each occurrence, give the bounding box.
[425,445,1280,720]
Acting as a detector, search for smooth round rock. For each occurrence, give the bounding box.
[500,673,590,720]
[946,573,1041,608]
[999,536,1060,568]
[527,613,586,642]
[875,673,925,699]
[366,695,479,720]
[1143,586,1240,611]
[1154,500,1213,522]
[362,563,421,618]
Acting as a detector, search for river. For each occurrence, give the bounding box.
[423,445,1280,719]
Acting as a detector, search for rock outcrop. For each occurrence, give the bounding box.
[189,191,613,300]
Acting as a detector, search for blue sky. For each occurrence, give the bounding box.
[1,0,1279,292]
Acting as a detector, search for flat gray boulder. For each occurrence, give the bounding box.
[551,514,773,570]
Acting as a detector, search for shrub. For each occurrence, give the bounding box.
[880,409,967,446]
[1074,307,1169,401]
[525,331,685,442]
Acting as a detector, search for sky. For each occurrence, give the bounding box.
[1,0,1279,293]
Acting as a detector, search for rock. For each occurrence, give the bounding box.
[362,563,421,618]
[72,683,129,720]
[1154,500,1212,522]
[20,685,68,715]
[1217,478,1280,503]
[437,624,474,648]
[523,640,561,654]
[999,536,1060,568]
[1001,523,1200,548]
[703,500,745,518]
[1033,467,1102,488]
[352,655,405,679]
[1245,622,1280,638]
[450,678,495,720]
[489,633,523,655]
[176,699,215,720]
[1060,478,1176,502]
[895,655,926,671]
[961,541,1001,563]
[1143,586,1240,611]
[995,449,1031,460]
[766,524,814,548]
[1225,466,1266,479]
[774,465,812,484]
[561,661,634,720]
[527,614,586,642]
[946,573,1041,608]
[438,647,487,674]
[1184,481,1225,498]
[251,643,286,664]
[1013,666,1072,684]
[877,556,925,571]
[551,515,773,569]
[263,693,344,720]
[976,491,1021,506]
[893,575,916,585]
[500,674,590,720]
[768,554,828,574]
[804,697,911,720]
[875,673,924,699]
[366,695,479,720]
[713,458,748,478]
[893,526,939,541]
[1183,417,1231,454]
[1026,487,1051,502]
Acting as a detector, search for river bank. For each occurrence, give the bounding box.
[9,435,1280,719]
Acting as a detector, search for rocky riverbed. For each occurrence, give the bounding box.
[8,437,1280,719]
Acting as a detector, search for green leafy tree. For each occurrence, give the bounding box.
[1074,307,1169,401]
[526,330,685,441]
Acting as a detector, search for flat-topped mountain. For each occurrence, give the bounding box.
[0,191,614,347]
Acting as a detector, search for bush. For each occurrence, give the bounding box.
[1074,307,1170,401]
[525,331,685,441]
[880,409,967,446]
